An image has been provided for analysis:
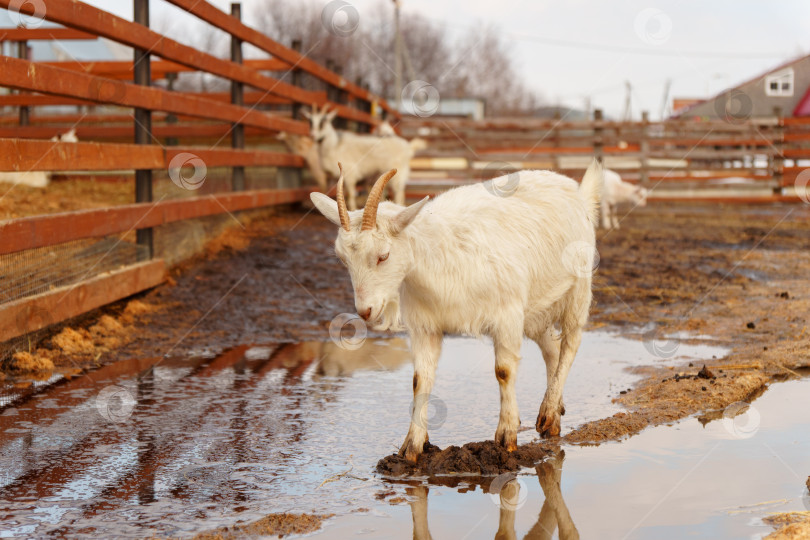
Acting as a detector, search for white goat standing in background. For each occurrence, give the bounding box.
[311,160,603,463]
[0,129,79,188]
[601,169,648,229]
[305,104,415,210]
[276,132,328,191]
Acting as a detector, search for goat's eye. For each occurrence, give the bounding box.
[377,253,389,265]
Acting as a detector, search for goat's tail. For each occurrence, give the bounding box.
[579,158,603,226]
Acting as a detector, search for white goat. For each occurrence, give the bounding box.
[601,169,648,229]
[311,160,603,462]
[305,104,414,210]
[0,129,79,188]
[276,132,328,191]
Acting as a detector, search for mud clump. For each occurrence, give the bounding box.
[376,440,554,477]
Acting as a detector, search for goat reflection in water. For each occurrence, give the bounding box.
[313,338,411,378]
[407,453,579,540]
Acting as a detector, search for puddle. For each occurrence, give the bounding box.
[0,331,746,538]
[320,377,810,540]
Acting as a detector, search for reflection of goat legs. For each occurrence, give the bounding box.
[495,480,521,540]
[526,451,580,540]
[408,485,433,540]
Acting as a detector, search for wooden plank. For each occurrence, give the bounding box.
[39,58,293,80]
[0,56,308,135]
[0,138,304,171]
[0,138,165,171]
[0,260,165,342]
[0,27,96,41]
[0,124,297,141]
[0,188,310,255]
[0,0,319,106]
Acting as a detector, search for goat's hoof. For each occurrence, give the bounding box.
[399,438,425,464]
[495,429,518,452]
[535,413,561,438]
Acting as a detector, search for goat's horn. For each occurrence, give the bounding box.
[361,168,397,231]
[336,162,350,232]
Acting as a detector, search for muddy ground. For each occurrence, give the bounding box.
[4,202,810,472]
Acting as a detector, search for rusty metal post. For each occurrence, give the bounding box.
[17,41,29,126]
[593,109,604,164]
[640,110,650,186]
[133,0,153,257]
[230,2,245,191]
[165,72,178,146]
[291,39,302,120]
[772,106,784,195]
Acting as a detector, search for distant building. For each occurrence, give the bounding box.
[672,54,810,120]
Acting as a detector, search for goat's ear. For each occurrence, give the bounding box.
[310,192,342,227]
[301,109,312,120]
[325,109,338,122]
[391,196,429,234]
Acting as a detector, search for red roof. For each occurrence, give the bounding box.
[793,84,810,116]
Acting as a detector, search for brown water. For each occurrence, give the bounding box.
[3,332,805,539]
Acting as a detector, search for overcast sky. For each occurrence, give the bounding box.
[19,0,810,119]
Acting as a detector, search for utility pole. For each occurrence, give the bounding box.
[622,80,632,121]
[393,0,402,110]
[659,78,671,120]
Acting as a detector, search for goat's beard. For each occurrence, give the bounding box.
[371,298,405,332]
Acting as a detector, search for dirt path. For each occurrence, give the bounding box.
[4,203,810,458]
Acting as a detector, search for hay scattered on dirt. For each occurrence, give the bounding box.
[51,328,96,356]
[189,513,332,539]
[8,351,55,373]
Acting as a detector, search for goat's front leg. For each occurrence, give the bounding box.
[344,177,359,211]
[494,328,522,452]
[399,331,442,463]
[611,206,621,229]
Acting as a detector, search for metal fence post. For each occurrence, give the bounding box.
[230,2,245,191]
[772,106,784,195]
[593,109,604,164]
[17,41,29,126]
[133,0,153,258]
[291,39,302,120]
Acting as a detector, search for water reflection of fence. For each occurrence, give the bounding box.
[403,110,810,203]
[0,0,397,355]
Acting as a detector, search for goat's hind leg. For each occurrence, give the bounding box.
[531,325,565,417]
[400,331,442,463]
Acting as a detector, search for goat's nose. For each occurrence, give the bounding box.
[358,307,372,321]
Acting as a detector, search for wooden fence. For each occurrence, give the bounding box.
[401,110,810,203]
[0,0,397,345]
